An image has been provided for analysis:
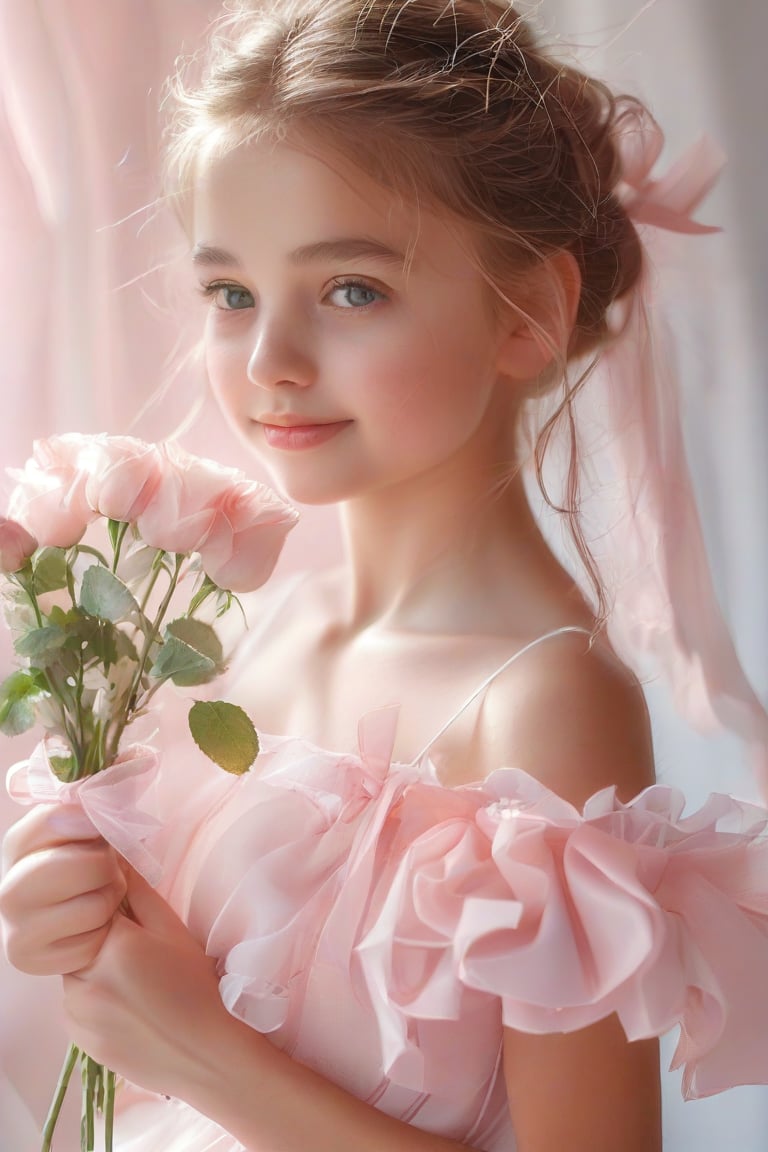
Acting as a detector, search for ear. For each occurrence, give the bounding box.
[494,250,582,382]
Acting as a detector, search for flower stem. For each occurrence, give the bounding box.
[75,544,109,567]
[12,572,43,628]
[138,550,168,616]
[82,1055,95,1151]
[75,660,86,764]
[41,1043,80,1152]
[106,554,183,763]
[110,522,129,575]
[104,1070,116,1152]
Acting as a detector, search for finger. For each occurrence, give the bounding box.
[14,881,126,951]
[42,923,114,976]
[3,884,124,975]
[122,867,191,945]
[0,841,125,918]
[2,805,100,873]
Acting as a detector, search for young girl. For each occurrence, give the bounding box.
[3,2,768,1150]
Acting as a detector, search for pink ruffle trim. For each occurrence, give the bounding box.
[8,708,768,1101]
[357,769,768,1099]
[7,738,165,886]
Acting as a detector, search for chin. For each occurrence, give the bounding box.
[256,464,355,507]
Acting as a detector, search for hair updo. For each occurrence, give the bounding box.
[162,0,650,623]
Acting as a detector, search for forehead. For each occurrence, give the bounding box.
[191,136,478,277]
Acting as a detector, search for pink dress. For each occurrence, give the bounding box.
[9,622,768,1150]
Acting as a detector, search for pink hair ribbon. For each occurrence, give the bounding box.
[616,114,723,235]
[528,111,768,797]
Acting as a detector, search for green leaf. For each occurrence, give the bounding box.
[188,700,259,775]
[0,669,50,736]
[14,624,68,659]
[59,610,99,650]
[80,565,139,623]
[107,519,123,551]
[113,629,140,663]
[32,548,69,594]
[49,754,77,782]
[84,620,119,668]
[150,635,217,687]
[53,606,100,649]
[188,575,219,617]
[166,618,224,667]
[216,590,246,625]
[40,605,111,673]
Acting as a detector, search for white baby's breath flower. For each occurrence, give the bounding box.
[92,687,111,727]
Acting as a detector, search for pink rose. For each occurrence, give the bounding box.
[7,434,98,547]
[199,479,299,592]
[136,442,240,554]
[84,435,164,522]
[0,516,38,573]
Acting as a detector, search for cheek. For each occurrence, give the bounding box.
[363,325,494,431]
[205,339,246,415]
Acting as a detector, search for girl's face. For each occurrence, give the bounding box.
[192,136,519,505]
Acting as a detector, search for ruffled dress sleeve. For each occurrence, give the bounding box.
[352,760,768,1101]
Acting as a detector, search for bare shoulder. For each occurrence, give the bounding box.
[480,630,655,807]
[489,633,662,1149]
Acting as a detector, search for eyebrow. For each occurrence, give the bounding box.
[191,237,408,270]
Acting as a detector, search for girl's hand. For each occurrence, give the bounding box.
[0,804,127,975]
[61,865,245,1103]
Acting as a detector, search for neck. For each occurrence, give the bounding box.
[337,455,588,637]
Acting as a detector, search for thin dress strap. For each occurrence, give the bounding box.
[407,625,594,768]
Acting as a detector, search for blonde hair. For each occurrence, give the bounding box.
[162,0,649,625]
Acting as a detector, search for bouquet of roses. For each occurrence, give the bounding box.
[0,433,298,1151]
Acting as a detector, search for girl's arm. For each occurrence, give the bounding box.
[486,637,662,1152]
[1,818,472,1151]
[183,983,478,1152]
[60,868,477,1152]
[65,877,660,1152]
[503,1019,660,1152]
[64,886,661,1152]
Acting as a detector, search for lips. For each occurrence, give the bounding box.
[257,415,338,428]
[258,419,352,451]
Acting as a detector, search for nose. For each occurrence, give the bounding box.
[246,312,315,391]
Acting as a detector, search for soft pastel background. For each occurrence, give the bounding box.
[0,1,766,1149]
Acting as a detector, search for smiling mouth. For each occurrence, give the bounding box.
[257,415,343,428]
[258,420,352,450]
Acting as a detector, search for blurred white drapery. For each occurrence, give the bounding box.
[0,2,765,1149]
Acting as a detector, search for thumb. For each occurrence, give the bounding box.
[121,864,192,946]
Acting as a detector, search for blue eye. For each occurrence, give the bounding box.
[198,282,254,310]
[328,279,385,309]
